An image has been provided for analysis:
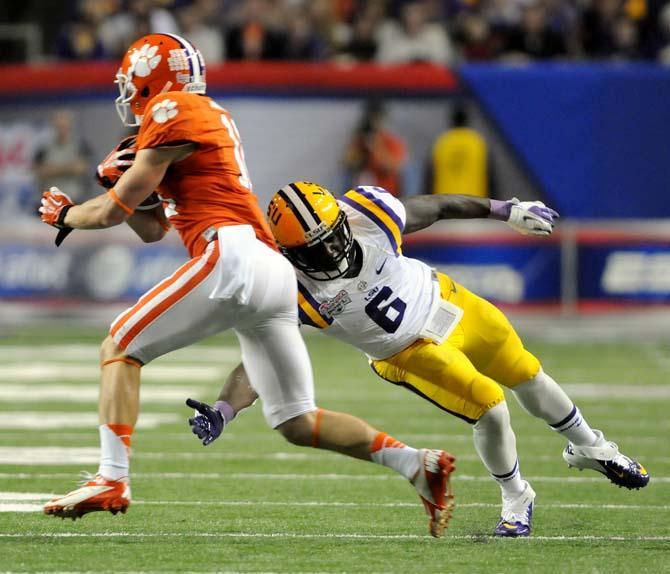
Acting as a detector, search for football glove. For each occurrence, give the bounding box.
[492,198,559,236]
[96,135,137,189]
[186,398,227,446]
[39,187,74,246]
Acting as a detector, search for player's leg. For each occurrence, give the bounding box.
[371,338,534,537]
[233,246,455,537]
[45,241,230,518]
[513,370,649,488]
[454,280,649,489]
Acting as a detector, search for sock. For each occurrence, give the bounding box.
[98,423,133,481]
[472,402,526,497]
[513,370,598,446]
[369,432,420,480]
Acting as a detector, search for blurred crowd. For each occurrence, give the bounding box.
[0,0,668,64]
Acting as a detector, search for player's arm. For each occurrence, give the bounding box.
[40,143,194,232]
[125,208,170,243]
[401,195,559,236]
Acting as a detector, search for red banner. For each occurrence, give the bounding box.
[0,62,458,97]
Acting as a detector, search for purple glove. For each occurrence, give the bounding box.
[186,398,235,446]
[490,198,559,236]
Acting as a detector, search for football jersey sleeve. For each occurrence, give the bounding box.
[340,186,406,256]
[137,92,201,150]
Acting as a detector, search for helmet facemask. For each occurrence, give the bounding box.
[115,71,141,127]
[282,211,356,281]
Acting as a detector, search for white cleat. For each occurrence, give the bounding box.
[563,430,649,490]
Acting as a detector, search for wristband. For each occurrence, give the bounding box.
[108,187,134,216]
[489,199,512,221]
[56,204,72,228]
[214,400,236,424]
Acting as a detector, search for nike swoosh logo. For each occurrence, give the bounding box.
[375,259,387,274]
[609,467,625,479]
[522,216,535,222]
[52,200,63,207]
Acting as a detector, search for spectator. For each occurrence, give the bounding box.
[177,1,225,63]
[580,0,623,58]
[343,100,408,197]
[337,10,379,61]
[609,15,641,59]
[425,102,492,198]
[33,110,92,204]
[376,0,454,65]
[99,0,179,58]
[226,0,287,60]
[455,11,501,61]
[55,0,111,60]
[502,1,567,60]
[283,6,329,60]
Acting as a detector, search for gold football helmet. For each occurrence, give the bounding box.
[267,181,355,280]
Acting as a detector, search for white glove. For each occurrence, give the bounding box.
[504,198,559,236]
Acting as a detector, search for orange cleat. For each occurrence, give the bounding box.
[44,474,131,520]
[411,449,456,538]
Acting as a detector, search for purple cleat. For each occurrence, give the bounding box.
[494,481,535,538]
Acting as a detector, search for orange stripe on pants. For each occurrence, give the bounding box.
[111,242,219,349]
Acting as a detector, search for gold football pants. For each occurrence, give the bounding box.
[370,273,541,423]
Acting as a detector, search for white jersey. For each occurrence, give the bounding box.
[296,186,438,360]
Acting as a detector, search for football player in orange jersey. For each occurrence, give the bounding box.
[38,34,456,536]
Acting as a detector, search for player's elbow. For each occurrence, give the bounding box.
[138,226,167,243]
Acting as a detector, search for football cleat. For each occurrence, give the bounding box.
[411,449,456,538]
[494,481,535,537]
[563,430,649,490]
[44,473,131,520]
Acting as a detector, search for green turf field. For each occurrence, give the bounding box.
[0,327,668,573]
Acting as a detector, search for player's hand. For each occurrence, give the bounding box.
[186,398,225,446]
[39,187,73,229]
[96,135,137,189]
[505,198,559,236]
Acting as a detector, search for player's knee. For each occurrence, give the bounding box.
[470,375,505,420]
[474,401,511,435]
[100,335,124,363]
[504,350,542,388]
[276,411,316,446]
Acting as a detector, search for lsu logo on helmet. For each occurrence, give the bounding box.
[268,182,355,281]
[115,33,206,127]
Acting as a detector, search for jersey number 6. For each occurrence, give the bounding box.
[365,286,407,334]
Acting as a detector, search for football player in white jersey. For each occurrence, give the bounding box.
[188,181,649,538]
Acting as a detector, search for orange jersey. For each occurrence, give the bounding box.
[136,91,276,257]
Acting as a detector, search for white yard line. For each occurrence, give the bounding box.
[0,345,240,363]
[0,413,177,430]
[0,365,224,383]
[3,492,670,513]
[2,491,668,511]
[0,384,204,403]
[0,471,667,483]
[560,383,670,399]
[0,532,669,542]
[1,448,663,466]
